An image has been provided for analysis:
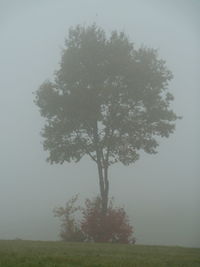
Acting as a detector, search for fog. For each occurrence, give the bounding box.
[0,0,199,247]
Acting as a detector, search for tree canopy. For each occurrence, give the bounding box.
[35,24,179,212]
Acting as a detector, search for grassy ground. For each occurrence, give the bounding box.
[0,240,199,267]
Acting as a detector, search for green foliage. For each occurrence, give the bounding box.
[0,240,199,267]
[35,24,179,166]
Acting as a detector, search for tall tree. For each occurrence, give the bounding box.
[35,24,179,214]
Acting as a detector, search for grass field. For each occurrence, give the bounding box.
[0,240,199,267]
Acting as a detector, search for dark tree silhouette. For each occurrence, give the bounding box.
[35,24,179,214]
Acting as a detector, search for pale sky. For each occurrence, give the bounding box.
[0,0,199,247]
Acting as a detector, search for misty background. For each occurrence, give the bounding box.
[0,0,199,247]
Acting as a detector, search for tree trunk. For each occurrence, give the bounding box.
[93,121,109,215]
[103,165,109,214]
[95,147,109,215]
[96,163,109,215]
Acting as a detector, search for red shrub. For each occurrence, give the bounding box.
[81,197,135,244]
[54,195,135,244]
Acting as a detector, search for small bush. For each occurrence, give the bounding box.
[81,197,135,244]
[54,195,135,244]
[54,195,85,242]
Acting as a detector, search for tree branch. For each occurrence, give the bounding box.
[74,130,97,163]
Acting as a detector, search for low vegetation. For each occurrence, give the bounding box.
[54,195,135,244]
[0,240,199,267]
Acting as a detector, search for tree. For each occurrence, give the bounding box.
[35,24,179,214]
